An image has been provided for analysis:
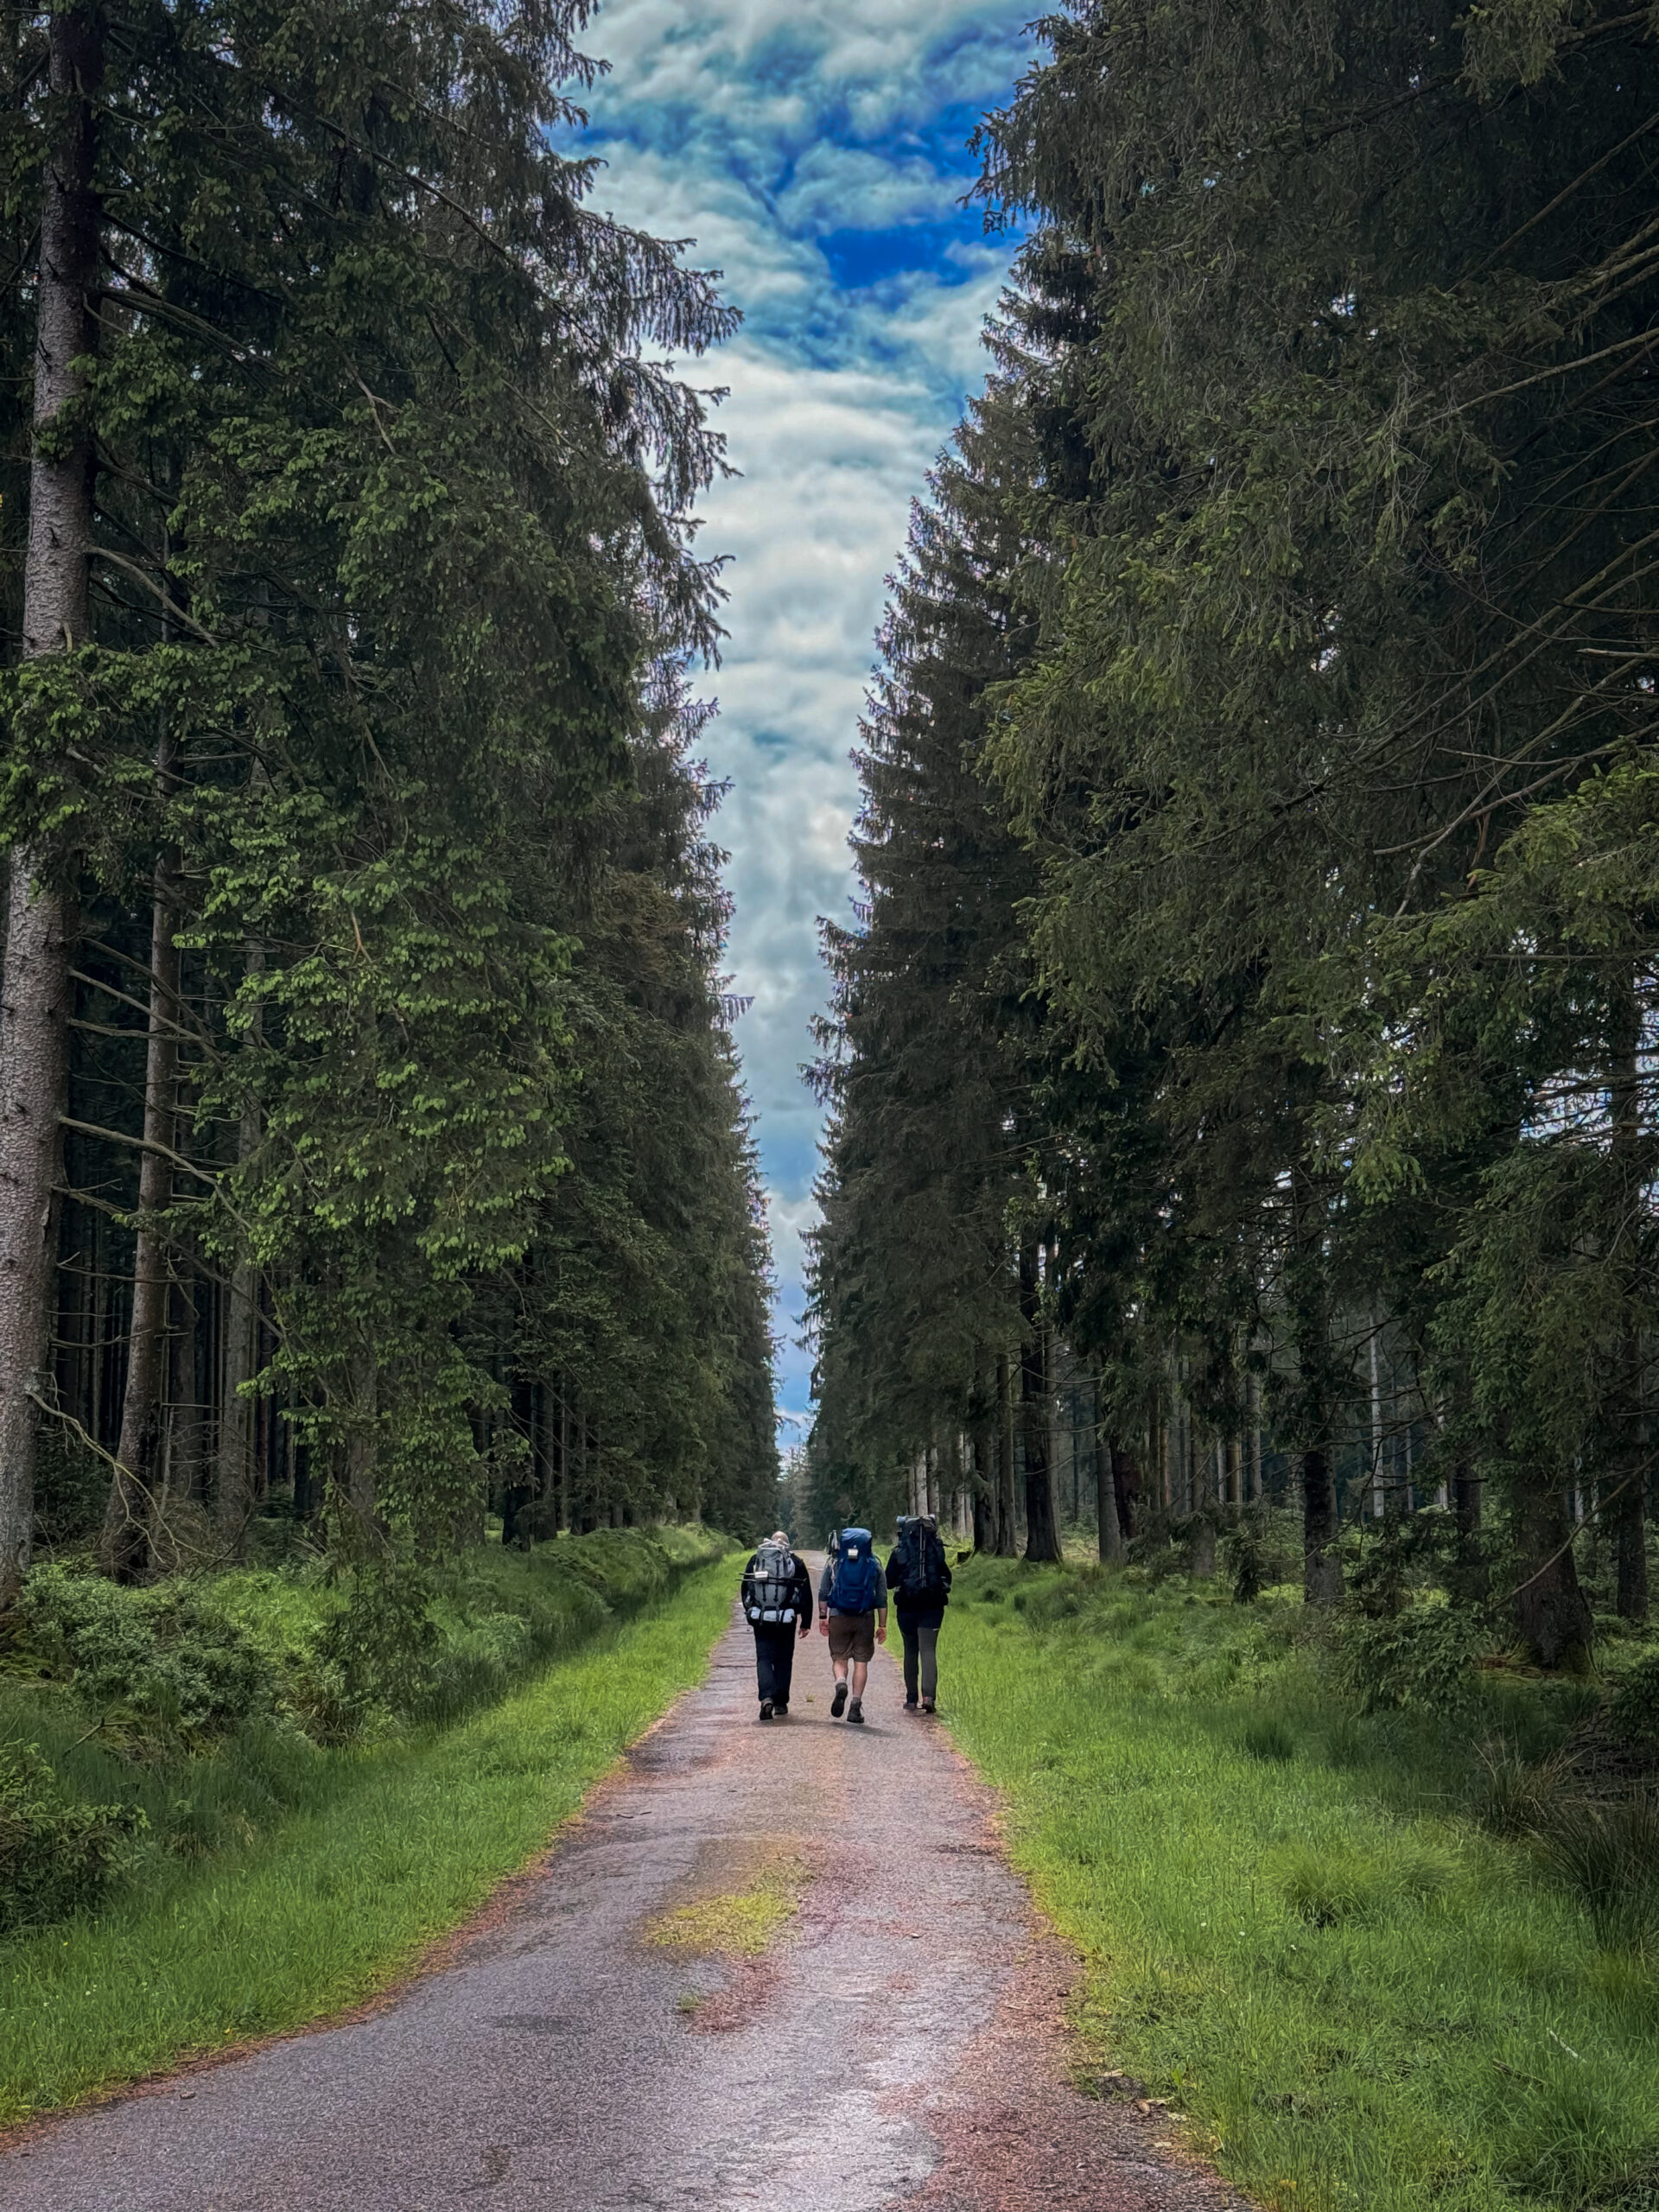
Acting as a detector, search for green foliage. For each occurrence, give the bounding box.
[0,1743,144,1938]
[3,0,775,1575]
[14,1566,276,1745]
[1331,1595,1490,1719]
[1608,1649,1659,1748]
[312,1564,440,1725]
[808,0,1659,1654]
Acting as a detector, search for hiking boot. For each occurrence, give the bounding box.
[759,1700,773,1721]
[904,1696,919,1710]
[921,1698,936,1714]
[831,1681,848,1718]
[774,1702,789,1718]
[848,1700,865,1725]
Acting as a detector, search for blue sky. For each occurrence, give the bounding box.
[580,1,1034,1431]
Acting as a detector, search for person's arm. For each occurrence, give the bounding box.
[740,1554,758,1609]
[818,1558,832,1634]
[793,1560,813,1636]
[873,1563,888,1643]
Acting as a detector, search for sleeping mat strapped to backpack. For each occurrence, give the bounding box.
[747,1540,799,1624]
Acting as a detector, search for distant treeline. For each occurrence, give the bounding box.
[0,0,778,1590]
[807,0,1659,1662]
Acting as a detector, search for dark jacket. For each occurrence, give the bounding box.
[886,1535,951,1622]
[741,1548,812,1628]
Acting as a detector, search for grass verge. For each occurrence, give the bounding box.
[940,1554,1659,2212]
[0,1551,738,2125]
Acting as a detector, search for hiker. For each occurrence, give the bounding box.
[887,1515,951,1713]
[741,1530,811,1721]
[817,1525,887,1724]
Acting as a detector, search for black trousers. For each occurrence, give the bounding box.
[899,1612,943,1700]
[753,1624,798,1706]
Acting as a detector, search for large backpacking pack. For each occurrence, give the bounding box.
[828,1527,879,1614]
[746,1540,799,1625]
[893,1516,949,1606]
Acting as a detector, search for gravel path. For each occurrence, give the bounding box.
[2,1576,1251,2212]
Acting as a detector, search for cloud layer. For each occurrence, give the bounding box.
[580,0,1031,1421]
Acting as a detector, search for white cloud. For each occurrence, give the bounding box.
[575,1,1034,1414]
[777,143,960,234]
[585,0,1028,143]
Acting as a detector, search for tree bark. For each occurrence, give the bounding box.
[0,4,104,1599]
[1289,1158,1343,1604]
[215,943,265,1559]
[502,1371,534,1547]
[1300,1445,1341,1605]
[1608,963,1649,1625]
[339,1356,387,1557]
[1095,1390,1124,1563]
[1111,1442,1138,1542]
[102,805,181,1580]
[1019,1240,1062,1562]
[994,1349,1018,1554]
[1191,1433,1217,1578]
[1514,1462,1593,1669]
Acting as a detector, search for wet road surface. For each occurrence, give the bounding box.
[2,1577,1251,2212]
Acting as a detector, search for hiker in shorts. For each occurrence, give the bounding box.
[741,1531,812,1721]
[817,1525,887,1725]
[887,1514,951,1714]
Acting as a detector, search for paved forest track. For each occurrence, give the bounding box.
[2,1578,1251,2211]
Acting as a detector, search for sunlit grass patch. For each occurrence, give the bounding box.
[644,1847,806,1958]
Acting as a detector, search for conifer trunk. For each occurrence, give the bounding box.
[1608,965,1649,1625]
[215,943,265,1559]
[1019,1240,1062,1561]
[102,785,180,1580]
[1095,1389,1124,1563]
[216,1255,260,1556]
[1191,1435,1217,1577]
[1514,1464,1593,1669]
[1289,1159,1343,1604]
[0,3,103,1599]
[994,1349,1018,1554]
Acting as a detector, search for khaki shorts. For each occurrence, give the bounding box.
[827,1610,876,1663]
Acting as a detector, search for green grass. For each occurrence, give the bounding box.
[0,1552,738,2124]
[941,1555,1659,2212]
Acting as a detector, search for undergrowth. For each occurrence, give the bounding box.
[942,1553,1659,2212]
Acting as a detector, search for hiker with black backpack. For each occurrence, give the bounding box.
[741,1530,812,1722]
[887,1515,952,1714]
[817,1525,887,1725]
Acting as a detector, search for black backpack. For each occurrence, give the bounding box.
[893,1517,948,1605]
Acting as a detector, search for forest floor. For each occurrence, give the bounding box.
[0,1567,1251,2212]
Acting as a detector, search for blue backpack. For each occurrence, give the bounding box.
[829,1527,879,1613]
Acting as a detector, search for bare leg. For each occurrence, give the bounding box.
[849,1658,869,1702]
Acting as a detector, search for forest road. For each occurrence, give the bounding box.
[3,1573,1250,2212]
